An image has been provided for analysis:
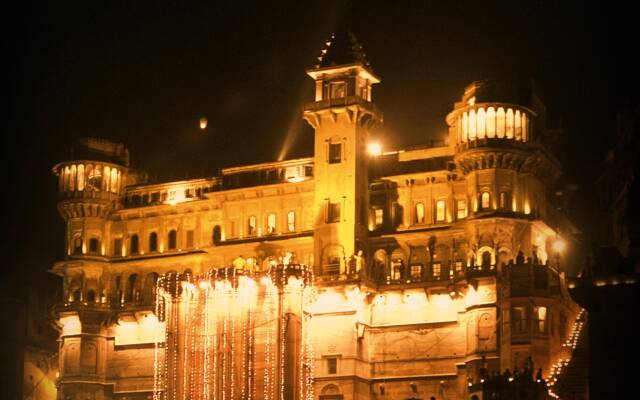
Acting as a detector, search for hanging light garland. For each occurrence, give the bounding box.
[153,261,314,400]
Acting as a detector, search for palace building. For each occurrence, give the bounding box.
[51,31,585,400]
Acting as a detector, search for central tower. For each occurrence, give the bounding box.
[303,31,382,277]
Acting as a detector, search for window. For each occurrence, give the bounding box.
[248,216,257,236]
[89,238,99,254]
[391,259,404,281]
[534,306,547,333]
[415,202,425,224]
[130,234,139,255]
[329,142,342,164]
[325,256,341,275]
[326,357,337,374]
[287,211,295,232]
[512,306,527,333]
[480,192,491,210]
[435,200,446,222]
[327,202,341,223]
[456,199,467,219]
[114,238,123,257]
[455,261,464,274]
[77,164,85,191]
[186,230,194,248]
[267,213,277,234]
[432,262,441,279]
[499,192,510,209]
[168,230,177,250]
[73,236,83,255]
[110,168,118,193]
[212,225,222,245]
[374,208,383,226]
[410,264,422,280]
[329,81,346,99]
[149,232,158,252]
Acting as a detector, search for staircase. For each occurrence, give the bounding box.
[556,313,589,399]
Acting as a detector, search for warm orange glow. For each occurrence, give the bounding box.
[115,312,165,346]
[199,117,208,130]
[552,237,566,254]
[367,141,382,156]
[60,315,81,336]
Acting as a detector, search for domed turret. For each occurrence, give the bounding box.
[446,79,543,148]
[53,138,131,257]
[447,80,560,219]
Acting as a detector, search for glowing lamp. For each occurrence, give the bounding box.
[199,117,208,130]
[552,238,566,254]
[367,142,382,156]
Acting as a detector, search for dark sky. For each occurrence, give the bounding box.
[4,1,637,282]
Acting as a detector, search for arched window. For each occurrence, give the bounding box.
[104,166,111,192]
[456,199,467,219]
[476,107,486,138]
[63,166,70,191]
[482,251,492,267]
[143,273,159,304]
[468,109,477,139]
[522,113,528,141]
[435,200,446,222]
[130,234,139,255]
[499,192,510,209]
[486,107,496,138]
[77,164,85,191]
[287,211,295,232]
[168,230,177,250]
[72,236,83,255]
[480,192,491,210]
[212,225,221,245]
[496,107,506,138]
[248,216,257,235]
[88,238,99,254]
[462,111,468,142]
[149,232,158,252]
[110,168,118,193]
[414,202,425,224]
[126,274,138,303]
[514,110,522,140]
[506,108,514,138]
[70,165,76,191]
[267,213,276,234]
[88,165,102,191]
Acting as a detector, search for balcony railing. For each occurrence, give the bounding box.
[304,95,382,116]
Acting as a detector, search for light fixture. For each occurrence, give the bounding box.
[367,142,382,156]
[199,117,208,130]
[552,237,566,254]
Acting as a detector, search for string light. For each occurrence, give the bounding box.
[547,308,586,399]
[152,262,314,400]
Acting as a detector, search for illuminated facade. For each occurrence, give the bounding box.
[51,32,583,400]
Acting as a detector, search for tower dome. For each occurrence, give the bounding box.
[446,79,541,148]
[53,138,131,257]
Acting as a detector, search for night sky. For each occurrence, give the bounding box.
[4,1,637,284]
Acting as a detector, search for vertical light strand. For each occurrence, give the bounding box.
[222,279,228,400]
[248,286,254,400]
[263,280,271,400]
[212,280,218,400]
[182,283,190,400]
[230,280,236,400]
[172,274,179,400]
[279,269,286,400]
[203,279,210,400]
[153,278,162,400]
